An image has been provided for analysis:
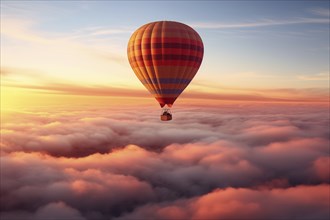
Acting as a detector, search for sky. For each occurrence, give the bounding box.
[1,0,329,108]
[1,1,330,220]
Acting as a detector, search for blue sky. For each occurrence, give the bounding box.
[1,0,329,97]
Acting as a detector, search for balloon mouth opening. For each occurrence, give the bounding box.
[156,97,176,108]
[160,104,172,108]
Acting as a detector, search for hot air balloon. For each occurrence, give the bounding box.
[127,21,204,121]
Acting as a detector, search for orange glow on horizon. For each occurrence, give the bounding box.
[1,85,328,115]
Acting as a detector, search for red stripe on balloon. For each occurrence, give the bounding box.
[130,54,203,62]
[128,42,203,52]
[129,60,202,68]
[139,37,203,46]
[128,48,203,57]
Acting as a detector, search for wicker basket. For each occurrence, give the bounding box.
[161,114,172,121]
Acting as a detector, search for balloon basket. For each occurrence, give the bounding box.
[161,108,172,121]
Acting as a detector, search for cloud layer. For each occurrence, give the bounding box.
[1,101,329,219]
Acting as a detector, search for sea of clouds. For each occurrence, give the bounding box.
[1,101,329,220]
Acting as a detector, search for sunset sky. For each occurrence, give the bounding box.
[1,1,329,220]
[1,0,329,109]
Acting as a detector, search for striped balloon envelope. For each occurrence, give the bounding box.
[127,21,204,108]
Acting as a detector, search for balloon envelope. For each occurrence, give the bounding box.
[127,21,204,107]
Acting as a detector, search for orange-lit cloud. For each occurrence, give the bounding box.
[313,157,330,182]
[119,185,329,220]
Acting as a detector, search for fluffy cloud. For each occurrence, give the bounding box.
[313,157,330,182]
[118,185,330,220]
[1,201,86,220]
[1,102,329,219]
[1,102,328,157]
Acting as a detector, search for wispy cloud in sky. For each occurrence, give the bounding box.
[310,7,330,17]
[2,66,328,103]
[1,16,128,57]
[192,17,329,29]
[298,72,329,81]
[1,17,129,86]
